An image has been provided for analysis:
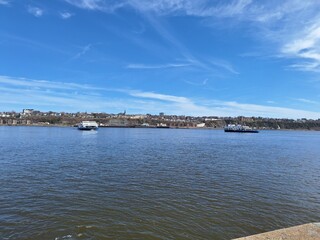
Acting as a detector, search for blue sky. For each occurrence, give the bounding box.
[1,0,320,118]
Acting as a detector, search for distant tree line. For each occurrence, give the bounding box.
[1,113,320,130]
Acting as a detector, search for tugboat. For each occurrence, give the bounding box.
[224,124,259,133]
[77,121,99,130]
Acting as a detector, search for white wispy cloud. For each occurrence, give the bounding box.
[71,44,92,60]
[65,0,125,12]
[133,12,219,73]
[0,33,71,55]
[0,75,103,91]
[252,0,318,23]
[190,0,252,18]
[295,98,319,104]
[215,101,320,119]
[60,11,74,19]
[27,6,44,17]
[64,0,320,73]
[62,0,252,20]
[211,1,320,72]
[126,89,320,119]
[128,90,215,116]
[65,0,105,10]
[282,23,320,72]
[63,0,320,23]
[0,76,180,113]
[0,0,10,5]
[126,0,252,17]
[2,75,320,118]
[126,63,191,69]
[65,0,215,72]
[210,59,239,74]
[0,75,133,112]
[140,13,194,59]
[129,91,190,103]
[0,86,141,112]
[185,78,208,86]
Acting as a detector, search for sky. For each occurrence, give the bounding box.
[1,0,320,118]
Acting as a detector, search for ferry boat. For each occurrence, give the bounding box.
[224,124,259,133]
[77,121,99,131]
[156,123,170,128]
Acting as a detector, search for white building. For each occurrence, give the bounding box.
[22,109,34,115]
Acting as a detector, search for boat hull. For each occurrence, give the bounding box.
[224,129,259,133]
[78,126,98,131]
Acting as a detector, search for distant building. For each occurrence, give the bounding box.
[22,109,34,115]
[159,112,164,117]
[196,123,206,128]
[130,114,146,119]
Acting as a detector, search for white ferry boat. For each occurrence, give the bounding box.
[78,121,99,130]
[224,124,259,133]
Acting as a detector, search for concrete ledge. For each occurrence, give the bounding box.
[234,223,320,240]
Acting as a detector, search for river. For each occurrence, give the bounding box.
[1,127,319,239]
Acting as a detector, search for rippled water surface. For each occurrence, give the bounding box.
[1,127,320,239]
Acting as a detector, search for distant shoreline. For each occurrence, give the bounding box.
[2,110,320,131]
[1,124,319,131]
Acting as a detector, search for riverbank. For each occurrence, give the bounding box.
[234,223,320,239]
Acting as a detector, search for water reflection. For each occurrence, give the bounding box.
[79,129,98,137]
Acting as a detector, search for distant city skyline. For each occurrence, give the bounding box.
[1,1,320,119]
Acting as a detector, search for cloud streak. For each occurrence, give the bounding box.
[129,90,320,119]
[185,78,208,86]
[282,23,320,72]
[129,91,190,104]
[64,0,106,11]
[60,11,74,19]
[1,75,320,118]
[0,75,103,91]
[210,59,239,74]
[0,33,71,55]
[64,0,320,73]
[0,0,10,5]
[295,98,319,104]
[71,44,92,60]
[216,101,320,119]
[27,6,44,17]
[126,63,191,69]
[65,0,225,72]
[65,0,125,12]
